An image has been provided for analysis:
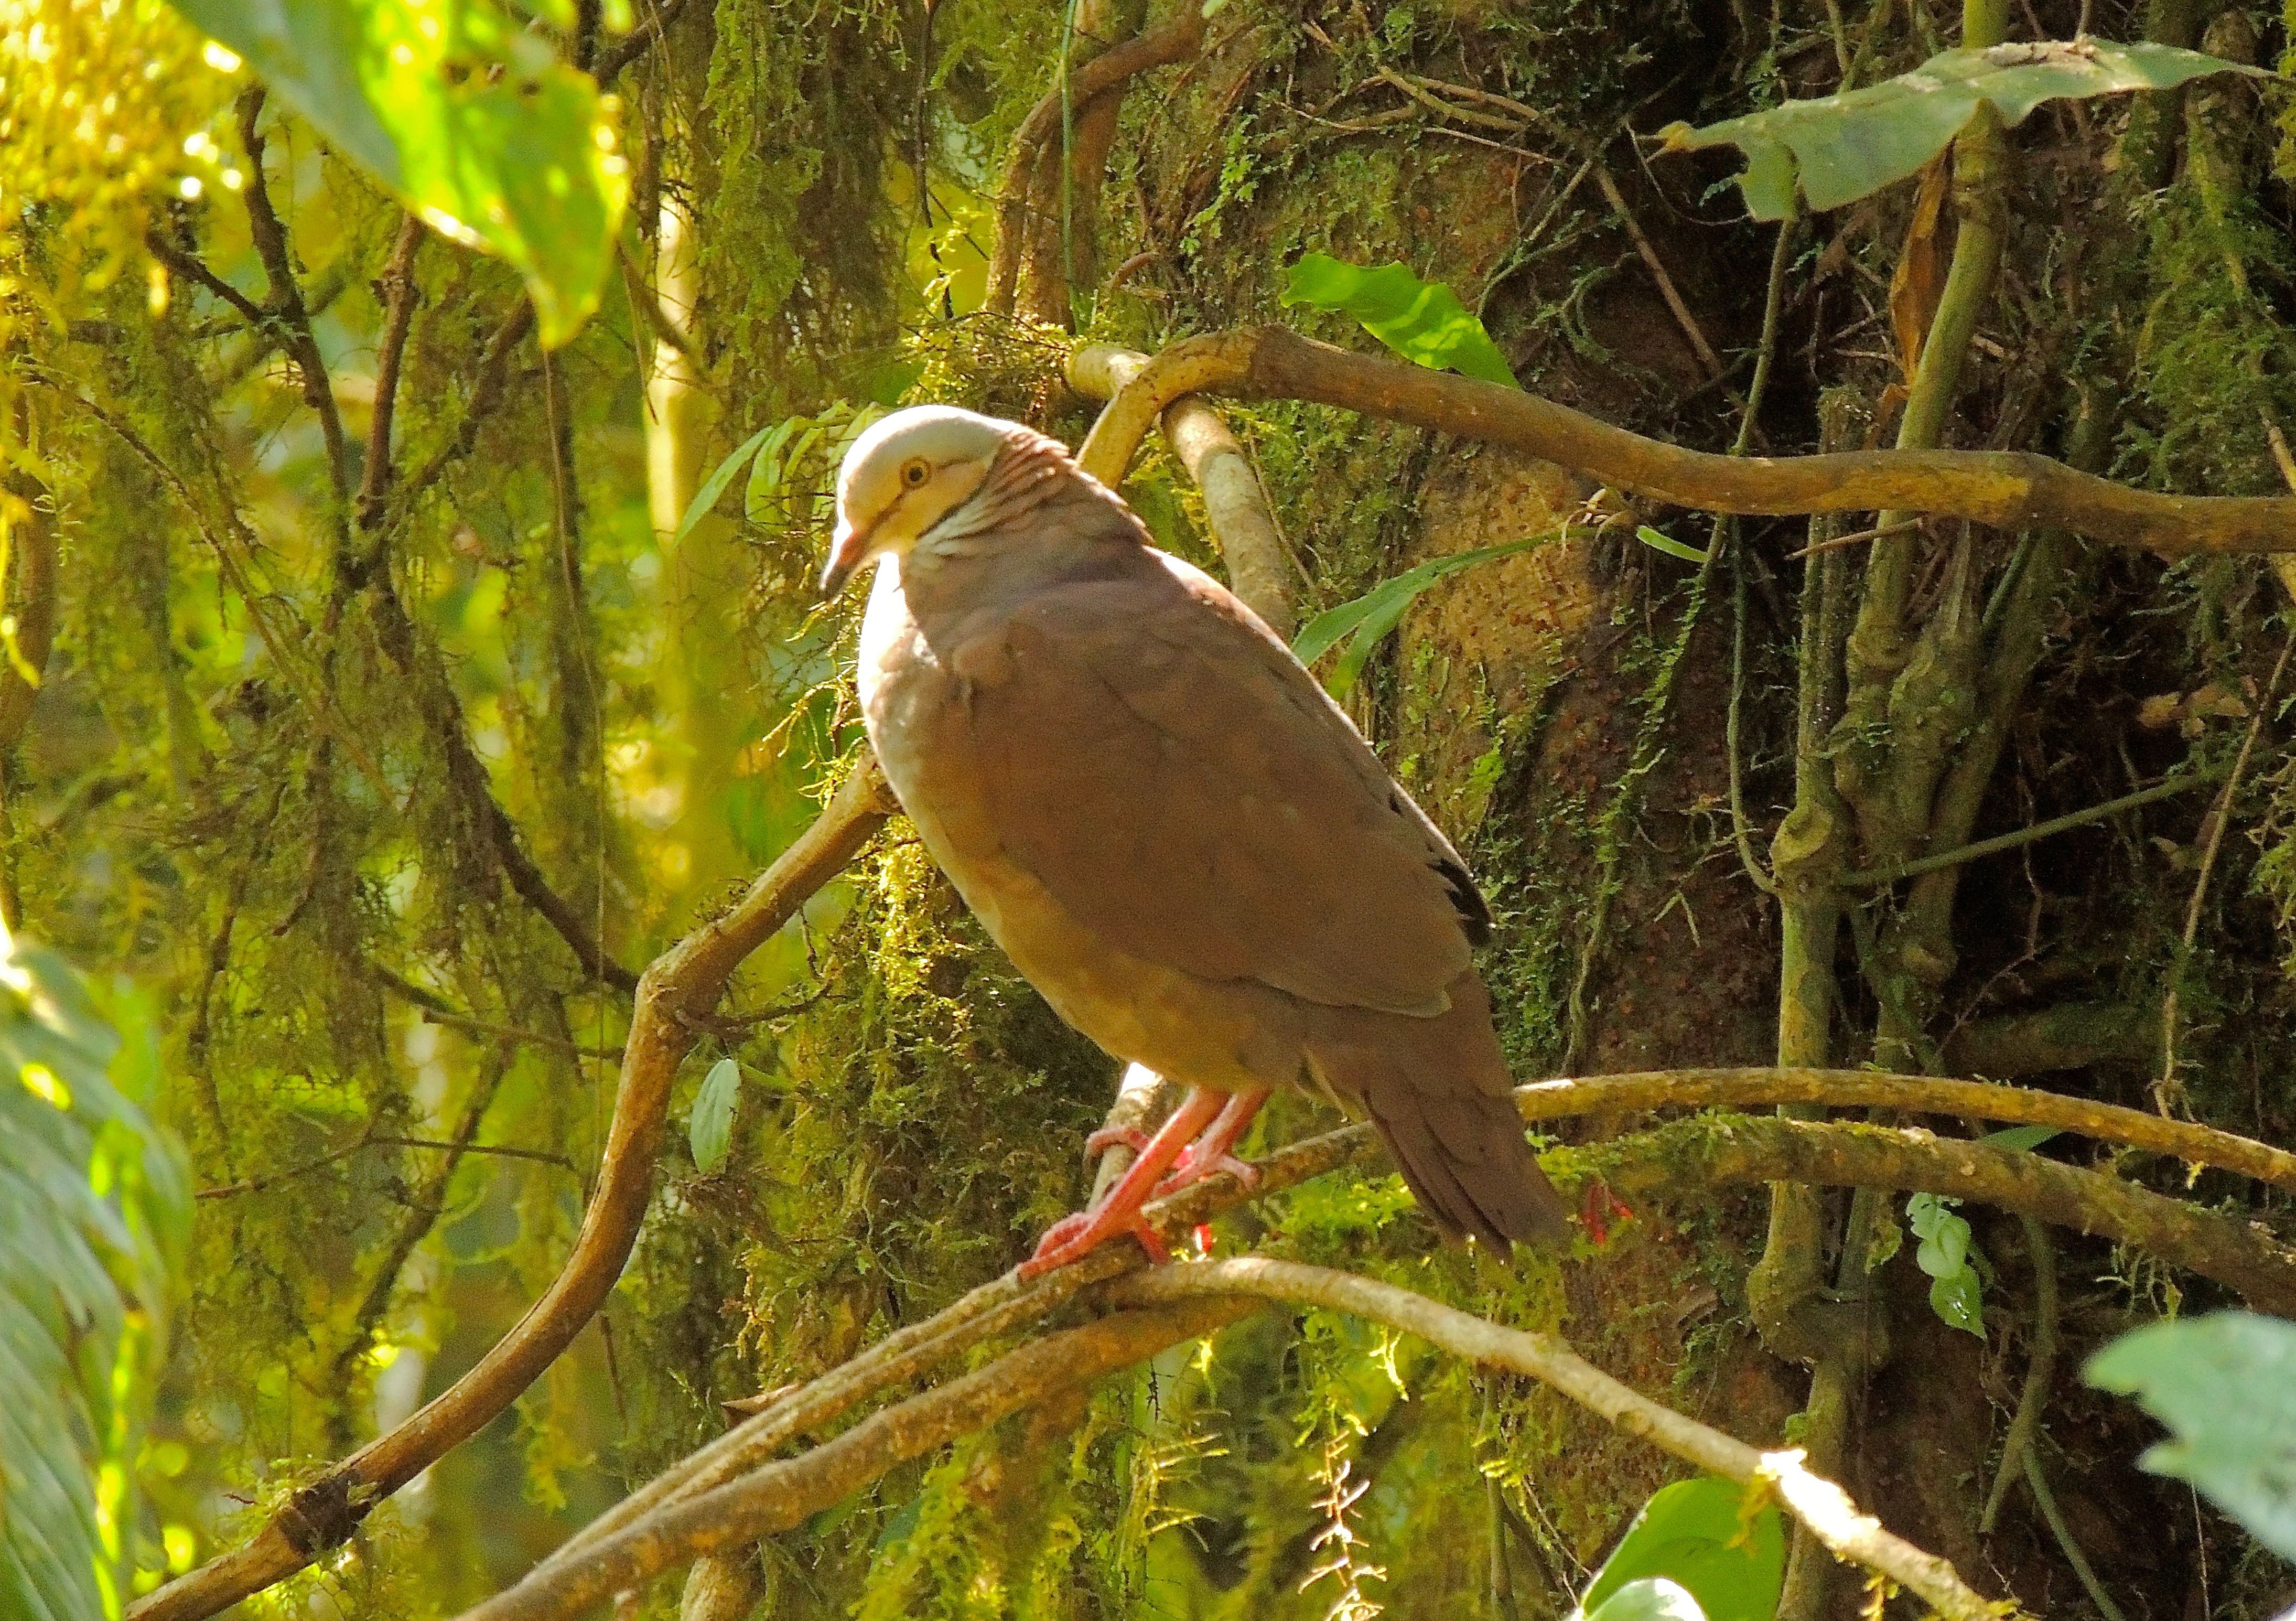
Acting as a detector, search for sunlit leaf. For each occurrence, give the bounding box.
[1575,1476,1785,1621]
[1279,252,1521,387]
[2085,1311,2296,1559]
[1587,1577,1706,1621]
[164,0,629,345]
[0,932,188,1620]
[689,1057,740,1172]
[1907,1192,1986,1336]
[1661,41,2266,219]
[676,423,775,545]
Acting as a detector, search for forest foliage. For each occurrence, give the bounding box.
[8,0,2296,1615]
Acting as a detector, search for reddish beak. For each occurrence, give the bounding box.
[818,517,874,599]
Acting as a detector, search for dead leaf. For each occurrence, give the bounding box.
[1889,154,1952,381]
[2137,693,2184,729]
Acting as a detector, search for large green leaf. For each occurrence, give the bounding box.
[0,931,189,1619]
[1279,253,1521,387]
[2084,1311,2296,1559]
[1292,529,1568,697]
[165,0,629,346]
[1662,41,2266,220]
[1574,1476,1785,1621]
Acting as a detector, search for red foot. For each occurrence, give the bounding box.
[1579,1176,1636,1247]
[1018,1205,1171,1279]
[1085,1124,1152,1157]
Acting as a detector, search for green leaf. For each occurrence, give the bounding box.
[1587,1577,1707,1621]
[675,424,775,545]
[1981,1123,2062,1151]
[1292,530,1566,697]
[1576,1476,1785,1621]
[2085,1311,2296,1559]
[165,0,630,345]
[1636,525,1712,564]
[1661,41,2267,219]
[1278,252,1521,387]
[689,1057,740,1172]
[0,930,189,1621]
[1906,1193,1986,1336]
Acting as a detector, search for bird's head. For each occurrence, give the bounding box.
[821,405,1014,598]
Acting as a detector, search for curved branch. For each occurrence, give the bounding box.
[126,760,897,1621]
[984,9,1208,314]
[1107,1259,2001,1621]
[452,1302,1259,1621]
[1070,342,1297,638]
[1073,327,2296,556]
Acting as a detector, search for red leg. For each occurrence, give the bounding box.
[1020,1087,1226,1279]
[1154,1087,1272,1197]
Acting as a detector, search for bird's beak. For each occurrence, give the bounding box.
[819,516,874,600]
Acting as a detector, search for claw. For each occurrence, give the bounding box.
[1018,1206,1170,1279]
[1152,1146,1261,1199]
[1085,1123,1153,1158]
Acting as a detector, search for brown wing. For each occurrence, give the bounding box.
[939,551,1486,1016]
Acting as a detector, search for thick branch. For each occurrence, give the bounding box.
[1070,342,1297,638]
[1074,327,2296,556]
[1108,1259,2001,1621]
[126,761,896,1621]
[453,1302,1257,1621]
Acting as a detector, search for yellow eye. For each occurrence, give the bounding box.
[900,457,932,488]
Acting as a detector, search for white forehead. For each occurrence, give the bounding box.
[839,404,1013,495]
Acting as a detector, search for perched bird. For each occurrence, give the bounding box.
[823,404,1570,1276]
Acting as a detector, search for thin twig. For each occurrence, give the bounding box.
[418,1006,624,1061]
[1785,518,1924,559]
[1838,768,2225,886]
[1980,1215,2057,1532]
[590,0,695,83]
[2159,625,2295,1110]
[358,216,427,528]
[238,89,353,504]
[2022,1451,2129,1621]
[370,1136,580,1171]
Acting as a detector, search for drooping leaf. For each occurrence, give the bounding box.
[1661,41,2267,219]
[164,0,629,345]
[1279,252,1521,387]
[1636,525,1712,564]
[1586,1577,1707,1621]
[689,1057,740,1173]
[1293,529,1569,697]
[1887,155,1950,376]
[0,931,188,1621]
[675,424,777,545]
[1575,1476,1785,1621]
[2084,1311,2296,1559]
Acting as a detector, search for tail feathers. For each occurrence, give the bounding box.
[1307,974,1571,1254]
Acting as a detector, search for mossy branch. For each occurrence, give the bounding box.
[1073,327,2296,555]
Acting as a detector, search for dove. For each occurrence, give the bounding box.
[822,404,1571,1276]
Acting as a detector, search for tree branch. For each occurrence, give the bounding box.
[452,1302,1259,1621]
[1108,1259,2003,1621]
[1074,327,2296,556]
[125,760,897,1621]
[237,89,354,506]
[358,215,427,528]
[1070,342,1297,638]
[985,8,1209,314]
